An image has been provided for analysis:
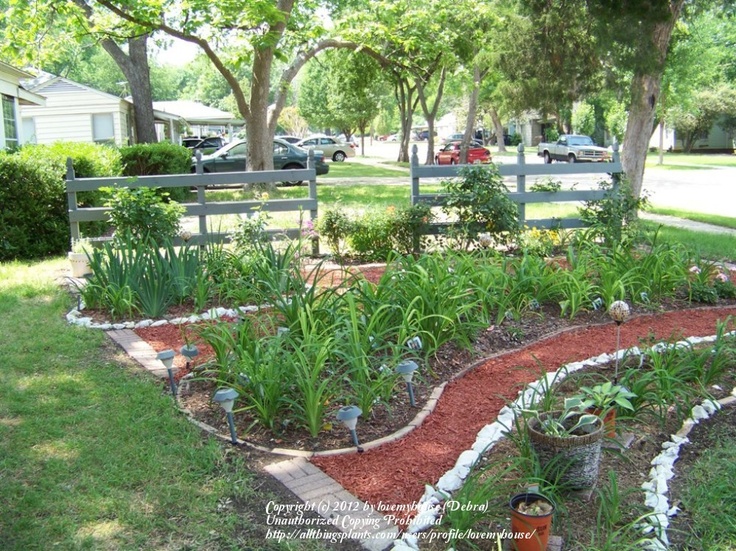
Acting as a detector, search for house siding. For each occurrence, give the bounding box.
[20,80,131,146]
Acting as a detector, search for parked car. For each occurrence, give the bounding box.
[444,133,483,147]
[538,134,610,163]
[276,135,302,144]
[182,136,227,152]
[192,138,329,185]
[435,141,492,165]
[296,135,356,162]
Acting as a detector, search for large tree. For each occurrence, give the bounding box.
[87,0,354,170]
[0,0,160,143]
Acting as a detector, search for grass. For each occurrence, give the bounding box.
[321,161,407,178]
[0,259,331,551]
[646,206,736,231]
[645,151,736,168]
[641,222,736,261]
[679,422,736,549]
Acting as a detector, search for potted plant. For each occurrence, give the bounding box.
[68,238,93,278]
[576,381,636,438]
[509,492,555,551]
[524,397,604,490]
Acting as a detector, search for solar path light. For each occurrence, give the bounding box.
[213,388,239,444]
[396,360,419,407]
[336,405,363,450]
[156,349,177,399]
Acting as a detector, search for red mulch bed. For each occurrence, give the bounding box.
[311,307,736,520]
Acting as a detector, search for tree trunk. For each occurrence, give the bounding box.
[490,107,506,153]
[71,0,157,144]
[249,48,275,171]
[460,64,481,164]
[417,66,447,165]
[622,0,685,198]
[102,36,157,144]
[395,76,418,163]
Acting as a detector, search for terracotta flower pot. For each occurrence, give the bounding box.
[509,492,555,551]
[589,407,616,438]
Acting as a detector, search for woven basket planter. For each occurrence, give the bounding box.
[527,412,604,490]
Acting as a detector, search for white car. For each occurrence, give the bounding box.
[296,135,356,162]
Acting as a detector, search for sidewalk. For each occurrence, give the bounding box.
[640,212,736,237]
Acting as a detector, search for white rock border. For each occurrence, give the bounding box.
[392,331,736,550]
[66,301,264,330]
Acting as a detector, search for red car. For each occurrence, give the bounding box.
[435,141,492,165]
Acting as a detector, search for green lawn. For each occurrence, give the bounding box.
[0,259,332,551]
[645,151,736,168]
[321,161,407,178]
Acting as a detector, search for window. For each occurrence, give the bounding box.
[2,95,18,149]
[92,113,115,143]
[273,142,288,155]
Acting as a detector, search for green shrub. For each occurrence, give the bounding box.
[0,153,68,260]
[120,142,192,202]
[578,177,647,249]
[391,203,434,255]
[318,208,352,257]
[442,164,519,249]
[348,209,396,261]
[102,186,184,244]
[17,141,122,238]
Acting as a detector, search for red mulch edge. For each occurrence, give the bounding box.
[311,307,736,517]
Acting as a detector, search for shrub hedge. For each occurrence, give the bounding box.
[0,153,68,261]
[1,141,191,261]
[120,142,192,202]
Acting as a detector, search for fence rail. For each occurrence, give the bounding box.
[410,142,623,230]
[65,153,319,249]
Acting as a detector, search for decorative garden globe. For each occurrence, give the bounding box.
[608,300,630,325]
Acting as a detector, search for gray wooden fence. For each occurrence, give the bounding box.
[410,142,623,230]
[65,151,320,249]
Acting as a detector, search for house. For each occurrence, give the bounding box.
[650,120,734,153]
[152,100,243,140]
[0,62,45,149]
[19,72,183,146]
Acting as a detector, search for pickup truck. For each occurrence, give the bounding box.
[537,134,610,163]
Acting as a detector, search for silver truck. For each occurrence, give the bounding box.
[537,134,610,163]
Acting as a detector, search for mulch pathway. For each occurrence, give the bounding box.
[311,306,736,518]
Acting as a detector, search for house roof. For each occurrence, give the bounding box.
[152,100,243,125]
[0,62,45,106]
[22,70,183,123]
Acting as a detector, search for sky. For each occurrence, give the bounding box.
[153,38,198,67]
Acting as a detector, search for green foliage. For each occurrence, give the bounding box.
[319,204,434,260]
[348,209,396,261]
[317,208,352,258]
[15,141,122,238]
[572,101,596,136]
[0,153,68,260]
[578,177,647,248]
[120,142,193,202]
[103,186,184,244]
[442,164,519,249]
[230,211,271,257]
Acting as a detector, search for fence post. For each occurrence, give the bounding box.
[308,150,319,256]
[516,143,526,226]
[410,144,419,206]
[193,150,208,243]
[66,158,80,243]
[611,140,621,191]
